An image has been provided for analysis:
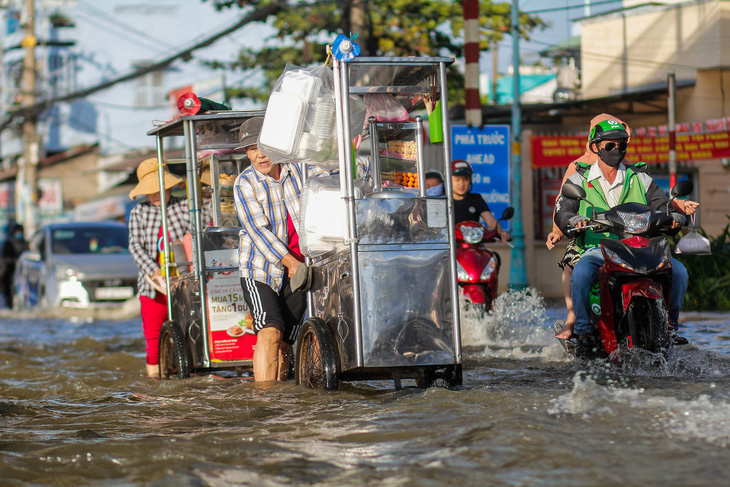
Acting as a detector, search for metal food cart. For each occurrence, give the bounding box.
[295,55,462,390]
[147,110,264,379]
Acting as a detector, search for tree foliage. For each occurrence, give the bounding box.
[203,0,546,104]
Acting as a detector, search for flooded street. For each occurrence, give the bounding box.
[3,296,730,486]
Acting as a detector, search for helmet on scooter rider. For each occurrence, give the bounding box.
[451,160,473,178]
[589,119,629,145]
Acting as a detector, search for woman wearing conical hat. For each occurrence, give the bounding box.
[128,158,189,378]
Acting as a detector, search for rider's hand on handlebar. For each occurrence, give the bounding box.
[568,215,590,232]
[673,199,700,216]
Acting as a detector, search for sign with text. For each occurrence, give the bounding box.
[206,272,256,362]
[531,131,730,167]
[451,124,511,230]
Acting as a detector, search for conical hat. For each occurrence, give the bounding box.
[129,158,182,199]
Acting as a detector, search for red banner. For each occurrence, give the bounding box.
[531,131,730,168]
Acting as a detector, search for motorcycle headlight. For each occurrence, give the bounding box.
[461,226,484,244]
[55,265,85,281]
[479,255,498,281]
[617,210,650,234]
[604,247,634,271]
[655,243,671,271]
[456,261,471,282]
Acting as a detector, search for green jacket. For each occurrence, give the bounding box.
[561,162,655,252]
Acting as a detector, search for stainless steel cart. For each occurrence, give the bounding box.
[147,110,264,379]
[295,56,461,390]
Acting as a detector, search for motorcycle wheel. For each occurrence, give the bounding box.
[159,321,191,379]
[295,318,339,390]
[626,297,670,353]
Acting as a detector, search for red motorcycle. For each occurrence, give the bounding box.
[560,180,693,360]
[455,207,514,312]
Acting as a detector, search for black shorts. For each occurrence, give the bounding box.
[558,239,582,270]
[240,275,305,345]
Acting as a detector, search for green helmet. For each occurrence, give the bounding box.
[589,119,629,144]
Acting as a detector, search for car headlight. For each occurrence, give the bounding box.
[604,247,634,271]
[461,226,485,244]
[55,265,85,281]
[479,255,498,281]
[456,261,471,282]
[617,210,650,234]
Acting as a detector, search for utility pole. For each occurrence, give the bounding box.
[463,0,482,126]
[509,0,527,289]
[19,0,39,237]
[668,71,677,187]
[491,39,498,105]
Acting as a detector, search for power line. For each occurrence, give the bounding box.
[0,1,285,132]
[73,2,172,54]
[76,0,175,50]
[526,0,623,15]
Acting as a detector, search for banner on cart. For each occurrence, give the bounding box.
[206,272,256,361]
[451,124,511,231]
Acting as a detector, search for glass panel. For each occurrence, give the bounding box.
[195,118,241,149]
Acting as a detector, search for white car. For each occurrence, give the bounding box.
[14,221,138,309]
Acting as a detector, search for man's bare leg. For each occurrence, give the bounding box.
[253,327,283,382]
[556,266,576,339]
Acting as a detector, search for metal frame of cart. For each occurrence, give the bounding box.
[147,110,265,378]
[295,55,462,389]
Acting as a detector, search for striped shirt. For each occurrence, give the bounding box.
[234,163,326,292]
[128,196,190,298]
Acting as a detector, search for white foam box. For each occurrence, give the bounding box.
[260,92,308,156]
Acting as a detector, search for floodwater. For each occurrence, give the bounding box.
[2,293,730,486]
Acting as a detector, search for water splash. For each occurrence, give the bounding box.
[550,372,730,447]
[460,288,558,357]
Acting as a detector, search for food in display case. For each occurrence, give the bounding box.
[219,173,237,217]
[383,140,417,160]
[381,170,418,188]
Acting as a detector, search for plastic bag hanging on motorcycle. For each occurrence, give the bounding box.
[675,213,712,255]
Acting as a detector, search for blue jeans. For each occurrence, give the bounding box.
[571,247,689,336]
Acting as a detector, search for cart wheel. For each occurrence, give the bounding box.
[447,364,463,388]
[295,318,339,390]
[159,320,191,379]
[420,365,463,389]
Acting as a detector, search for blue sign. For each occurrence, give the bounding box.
[451,124,511,231]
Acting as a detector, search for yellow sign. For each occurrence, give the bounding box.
[21,35,37,48]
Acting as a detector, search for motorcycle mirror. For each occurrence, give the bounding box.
[500,207,515,221]
[561,183,586,200]
[561,182,597,219]
[671,179,694,198]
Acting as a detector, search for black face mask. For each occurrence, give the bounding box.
[595,141,627,167]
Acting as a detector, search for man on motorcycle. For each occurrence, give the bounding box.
[451,160,510,242]
[554,119,690,357]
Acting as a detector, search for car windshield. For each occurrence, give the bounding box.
[51,226,129,255]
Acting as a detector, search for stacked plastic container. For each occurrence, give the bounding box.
[258,68,337,164]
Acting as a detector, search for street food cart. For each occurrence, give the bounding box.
[293,53,462,390]
[147,110,264,378]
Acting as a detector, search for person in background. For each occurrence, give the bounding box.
[451,159,510,242]
[425,170,445,197]
[233,117,327,383]
[3,224,28,307]
[128,158,190,378]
